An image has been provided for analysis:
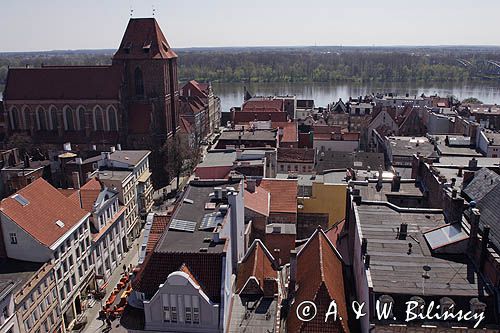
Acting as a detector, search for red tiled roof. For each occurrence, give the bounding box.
[58,188,81,207]
[242,99,284,112]
[0,178,88,248]
[233,111,287,124]
[113,18,177,60]
[277,148,314,163]
[313,125,342,135]
[244,184,270,217]
[259,179,297,214]
[133,252,224,302]
[288,228,349,333]
[4,66,122,101]
[79,178,102,212]
[182,80,209,98]
[146,214,170,253]
[180,116,194,135]
[236,240,276,294]
[274,122,298,143]
[179,263,202,288]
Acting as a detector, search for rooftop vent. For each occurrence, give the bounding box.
[183,198,194,204]
[199,248,208,253]
[55,220,65,228]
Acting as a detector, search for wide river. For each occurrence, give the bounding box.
[212,82,500,112]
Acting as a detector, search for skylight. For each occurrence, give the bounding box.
[55,220,65,228]
[12,194,29,206]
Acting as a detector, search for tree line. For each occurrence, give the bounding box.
[1,49,499,86]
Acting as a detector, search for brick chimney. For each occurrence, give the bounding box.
[72,171,81,189]
[391,175,401,192]
[247,179,256,193]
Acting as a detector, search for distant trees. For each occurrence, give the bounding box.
[162,134,198,190]
[462,97,483,104]
[1,49,499,86]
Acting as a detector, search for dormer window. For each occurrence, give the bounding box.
[143,41,151,53]
[440,297,455,315]
[124,42,132,54]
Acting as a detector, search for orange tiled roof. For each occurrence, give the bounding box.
[259,179,297,214]
[0,178,88,248]
[79,178,102,212]
[236,240,276,294]
[288,228,350,333]
[244,184,270,217]
[274,121,298,143]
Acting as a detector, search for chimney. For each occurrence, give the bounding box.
[391,175,401,192]
[273,248,281,267]
[91,144,97,151]
[364,254,371,268]
[457,167,463,177]
[116,144,122,151]
[398,223,408,240]
[468,208,480,253]
[361,238,368,255]
[468,157,478,169]
[479,226,490,270]
[289,250,297,292]
[110,146,116,153]
[71,171,81,189]
[247,179,256,193]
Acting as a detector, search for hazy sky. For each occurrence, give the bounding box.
[1,0,499,52]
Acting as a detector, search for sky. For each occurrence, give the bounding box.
[1,0,499,52]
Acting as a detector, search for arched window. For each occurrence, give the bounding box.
[20,106,30,130]
[64,106,76,131]
[36,106,49,131]
[49,106,58,131]
[134,67,144,96]
[94,106,105,131]
[10,107,21,130]
[77,106,86,130]
[440,297,455,316]
[107,106,118,131]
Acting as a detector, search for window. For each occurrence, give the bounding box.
[37,107,49,131]
[171,306,177,323]
[108,106,118,131]
[193,307,199,324]
[64,106,76,131]
[185,307,192,323]
[94,106,105,131]
[163,306,170,322]
[10,107,22,130]
[49,107,58,131]
[77,107,85,130]
[9,233,17,244]
[134,67,144,96]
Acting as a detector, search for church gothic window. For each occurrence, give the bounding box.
[94,106,105,131]
[64,106,76,131]
[36,107,49,131]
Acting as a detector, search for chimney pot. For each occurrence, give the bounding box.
[71,171,81,190]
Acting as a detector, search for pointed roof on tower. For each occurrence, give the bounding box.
[113,18,177,60]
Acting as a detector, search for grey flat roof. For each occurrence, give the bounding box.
[109,150,150,166]
[97,170,132,182]
[356,204,487,297]
[387,137,435,157]
[198,151,237,168]
[356,181,423,202]
[435,156,500,167]
[156,181,241,253]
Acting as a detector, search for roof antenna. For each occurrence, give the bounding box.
[152,5,156,16]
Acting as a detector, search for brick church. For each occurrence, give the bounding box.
[2,18,180,186]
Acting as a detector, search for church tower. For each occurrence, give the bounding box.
[113,18,180,147]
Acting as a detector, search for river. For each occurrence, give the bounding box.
[212,82,500,112]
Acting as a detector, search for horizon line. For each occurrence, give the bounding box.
[2,44,500,54]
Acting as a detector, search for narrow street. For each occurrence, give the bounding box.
[81,230,143,333]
